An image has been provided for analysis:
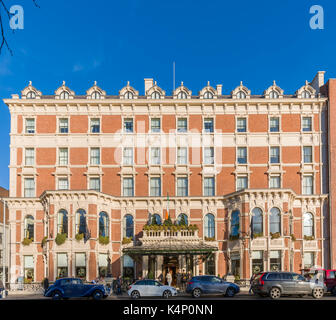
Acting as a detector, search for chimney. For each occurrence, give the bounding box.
[144,78,154,94]
[216,84,223,96]
[310,71,325,93]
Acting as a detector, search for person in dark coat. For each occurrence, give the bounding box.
[116,275,122,295]
[176,271,182,290]
[42,278,49,292]
[249,274,255,294]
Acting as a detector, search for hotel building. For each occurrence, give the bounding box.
[2,72,330,284]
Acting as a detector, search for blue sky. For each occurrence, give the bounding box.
[0,0,334,189]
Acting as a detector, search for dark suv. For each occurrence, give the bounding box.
[251,271,326,299]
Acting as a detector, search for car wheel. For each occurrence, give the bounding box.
[312,287,324,299]
[192,288,202,298]
[225,287,235,297]
[269,287,281,300]
[332,287,336,296]
[93,290,103,300]
[163,290,172,299]
[131,290,140,299]
[51,291,62,300]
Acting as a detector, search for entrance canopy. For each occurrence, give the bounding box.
[123,241,218,256]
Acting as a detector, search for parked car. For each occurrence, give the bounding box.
[186,275,240,298]
[251,271,327,299]
[302,268,336,295]
[127,279,178,299]
[44,278,108,300]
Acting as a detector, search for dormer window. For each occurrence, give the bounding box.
[203,91,213,99]
[91,91,101,99]
[60,91,69,99]
[302,90,311,99]
[269,90,279,99]
[26,91,36,99]
[236,91,246,99]
[177,91,187,99]
[151,91,161,99]
[124,91,134,99]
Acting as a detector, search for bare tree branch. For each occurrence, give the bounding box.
[0,0,39,55]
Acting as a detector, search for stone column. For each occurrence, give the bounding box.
[155,255,163,279]
[142,256,148,278]
[181,255,187,272]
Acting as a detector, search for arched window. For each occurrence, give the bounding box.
[75,209,86,235]
[237,91,246,99]
[123,214,134,238]
[204,213,215,238]
[252,208,263,236]
[57,209,68,236]
[150,214,161,225]
[230,210,240,237]
[177,91,187,99]
[124,91,134,99]
[269,90,279,99]
[302,90,311,99]
[303,212,314,237]
[177,213,188,226]
[60,91,69,99]
[151,91,161,99]
[269,207,281,234]
[203,91,213,99]
[27,91,36,99]
[24,215,34,240]
[91,91,101,99]
[99,212,109,237]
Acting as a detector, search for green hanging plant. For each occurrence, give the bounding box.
[22,237,33,246]
[99,236,109,245]
[55,233,67,246]
[75,233,84,241]
[122,237,132,244]
[41,236,48,247]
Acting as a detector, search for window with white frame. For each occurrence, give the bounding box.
[27,91,36,99]
[57,253,68,278]
[269,175,281,189]
[90,118,100,133]
[269,91,279,99]
[25,148,34,166]
[177,118,187,132]
[151,91,161,99]
[237,147,247,164]
[124,119,133,133]
[270,147,280,163]
[24,255,34,282]
[270,250,281,271]
[204,177,215,196]
[204,118,214,133]
[58,178,69,190]
[91,91,101,99]
[151,118,160,132]
[59,118,69,133]
[303,146,313,163]
[177,177,188,196]
[204,147,214,164]
[25,118,35,134]
[124,91,134,99]
[303,252,314,268]
[123,177,134,196]
[177,147,188,165]
[151,147,160,165]
[203,91,213,99]
[302,175,313,195]
[89,177,100,191]
[269,207,281,234]
[123,147,133,165]
[177,91,187,99]
[90,148,100,165]
[24,178,35,197]
[302,117,312,132]
[59,148,68,165]
[237,118,247,132]
[303,212,314,237]
[60,91,69,100]
[150,177,161,196]
[98,253,108,277]
[236,176,248,191]
[269,117,280,132]
[302,90,311,99]
[236,91,246,99]
[75,253,86,278]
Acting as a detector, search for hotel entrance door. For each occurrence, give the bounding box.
[163,256,178,286]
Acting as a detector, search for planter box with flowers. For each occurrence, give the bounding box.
[122,237,133,245]
[204,236,216,241]
[75,233,84,241]
[55,233,67,246]
[22,237,33,246]
[304,235,315,241]
[252,232,263,238]
[291,234,296,241]
[270,232,281,240]
[99,236,110,245]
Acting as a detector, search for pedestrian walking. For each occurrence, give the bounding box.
[249,274,255,294]
[0,279,4,298]
[166,271,172,287]
[116,275,122,295]
[181,270,187,291]
[42,277,49,293]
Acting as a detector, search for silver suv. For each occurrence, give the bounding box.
[251,271,327,299]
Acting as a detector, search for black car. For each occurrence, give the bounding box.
[44,278,108,300]
[251,271,327,299]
